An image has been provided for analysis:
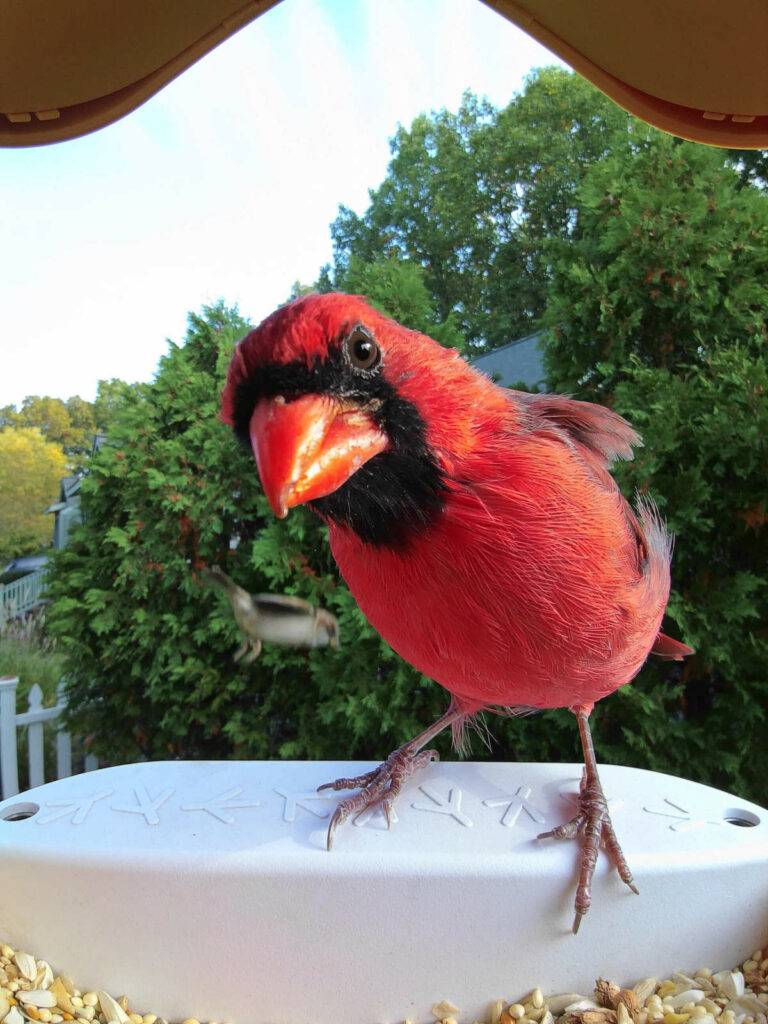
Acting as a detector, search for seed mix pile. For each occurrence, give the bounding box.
[0,939,766,1024]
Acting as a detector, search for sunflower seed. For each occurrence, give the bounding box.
[549,998,590,1016]
[17,990,57,1008]
[96,992,129,1024]
[13,954,37,983]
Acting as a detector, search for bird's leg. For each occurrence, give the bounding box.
[318,703,466,850]
[538,704,638,934]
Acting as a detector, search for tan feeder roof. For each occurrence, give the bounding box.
[1,0,767,148]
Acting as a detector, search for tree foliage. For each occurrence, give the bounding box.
[336,256,466,352]
[0,395,92,456]
[329,70,632,350]
[610,349,768,789]
[91,379,142,434]
[1,379,139,461]
[0,380,141,561]
[544,132,768,395]
[47,71,768,802]
[0,427,67,563]
[328,68,765,354]
[47,303,445,764]
[541,130,768,801]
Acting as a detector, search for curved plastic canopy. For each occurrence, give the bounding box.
[1,0,767,148]
[485,0,768,148]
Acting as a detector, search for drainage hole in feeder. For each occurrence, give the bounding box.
[1,802,39,822]
[723,807,760,827]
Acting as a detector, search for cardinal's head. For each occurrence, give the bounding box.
[220,293,507,547]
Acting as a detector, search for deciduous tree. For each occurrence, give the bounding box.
[330,70,632,350]
[0,427,67,563]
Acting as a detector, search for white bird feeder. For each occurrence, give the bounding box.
[0,760,766,1024]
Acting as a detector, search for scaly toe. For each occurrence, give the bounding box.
[538,812,586,841]
[325,785,384,849]
[317,766,380,794]
[323,745,436,850]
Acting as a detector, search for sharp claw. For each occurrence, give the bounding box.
[572,910,583,935]
[317,735,444,850]
[538,820,581,841]
[629,882,639,895]
[326,806,344,851]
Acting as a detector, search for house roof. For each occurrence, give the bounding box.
[45,474,83,514]
[470,330,547,391]
[1,553,49,576]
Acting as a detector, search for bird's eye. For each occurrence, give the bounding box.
[345,326,381,371]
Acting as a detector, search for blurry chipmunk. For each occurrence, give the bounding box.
[201,565,339,663]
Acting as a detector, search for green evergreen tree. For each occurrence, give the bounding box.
[544,131,768,396]
[45,84,768,802]
[541,131,768,801]
[93,378,142,433]
[47,302,445,764]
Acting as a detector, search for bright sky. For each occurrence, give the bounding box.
[0,0,563,407]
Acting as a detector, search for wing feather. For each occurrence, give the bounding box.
[513,390,651,569]
[253,593,315,616]
[516,391,642,468]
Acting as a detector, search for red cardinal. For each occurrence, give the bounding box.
[221,293,692,931]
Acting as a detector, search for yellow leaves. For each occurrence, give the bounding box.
[0,427,67,559]
[17,396,73,446]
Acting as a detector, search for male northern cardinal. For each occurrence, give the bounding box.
[220,293,692,932]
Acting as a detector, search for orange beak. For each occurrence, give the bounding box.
[249,394,389,518]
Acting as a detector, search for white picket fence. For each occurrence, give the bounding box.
[0,675,98,799]
[0,569,48,628]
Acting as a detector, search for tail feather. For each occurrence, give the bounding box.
[633,497,694,661]
[200,565,233,591]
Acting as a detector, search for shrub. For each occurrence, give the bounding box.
[47,303,445,765]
